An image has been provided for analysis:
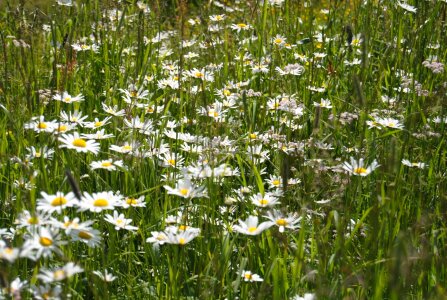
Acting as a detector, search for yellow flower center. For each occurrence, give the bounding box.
[126,198,137,205]
[244,273,252,280]
[130,91,138,97]
[28,217,39,225]
[179,238,186,245]
[81,44,89,50]
[58,125,68,132]
[93,198,109,207]
[259,199,269,206]
[213,111,219,117]
[156,234,166,241]
[4,247,13,254]
[39,237,53,247]
[35,151,41,157]
[276,219,288,226]
[38,122,48,129]
[223,89,231,96]
[123,145,132,151]
[101,161,113,167]
[354,167,367,174]
[248,227,257,233]
[180,188,189,196]
[167,159,176,166]
[78,231,92,240]
[195,72,204,78]
[116,219,123,225]
[274,38,283,44]
[64,97,72,102]
[272,180,281,186]
[238,23,247,28]
[178,225,188,231]
[94,121,103,127]
[249,133,257,139]
[54,270,66,280]
[73,138,87,148]
[51,196,67,206]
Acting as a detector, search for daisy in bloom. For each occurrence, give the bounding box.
[313,98,332,109]
[24,115,56,133]
[60,110,88,126]
[15,210,51,229]
[20,227,65,260]
[376,117,404,130]
[342,157,379,176]
[265,175,282,189]
[78,191,121,213]
[51,216,93,234]
[146,231,169,246]
[81,129,114,140]
[110,141,139,154]
[263,209,301,233]
[0,242,20,263]
[70,227,102,248]
[104,211,138,231]
[90,159,124,171]
[31,283,62,300]
[250,192,280,208]
[164,227,200,245]
[93,269,117,282]
[36,191,78,214]
[232,215,274,235]
[53,122,76,134]
[241,270,263,282]
[3,277,27,297]
[184,68,214,82]
[159,152,185,168]
[291,293,316,300]
[119,85,149,104]
[231,23,252,32]
[58,132,100,154]
[102,103,125,117]
[402,159,425,169]
[37,262,83,283]
[72,43,99,52]
[164,176,207,199]
[121,195,146,208]
[272,34,286,47]
[52,91,84,104]
[397,1,417,13]
[84,116,112,129]
[210,14,226,22]
[26,146,54,160]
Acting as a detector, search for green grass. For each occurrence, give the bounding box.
[1,0,447,299]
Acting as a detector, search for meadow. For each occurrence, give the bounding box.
[0,0,447,299]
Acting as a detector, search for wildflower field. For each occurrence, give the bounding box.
[1,0,447,298]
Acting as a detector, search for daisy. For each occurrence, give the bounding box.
[263,209,301,233]
[402,159,425,169]
[24,116,56,133]
[342,157,379,176]
[104,211,138,231]
[159,152,185,168]
[241,270,263,282]
[265,175,282,189]
[26,146,54,160]
[272,34,286,47]
[110,141,139,154]
[102,103,125,117]
[81,129,114,140]
[53,122,76,134]
[397,2,417,13]
[376,117,404,130]
[31,284,62,300]
[0,243,20,263]
[146,231,169,246]
[37,262,84,283]
[52,91,84,104]
[164,228,200,245]
[20,228,65,260]
[36,191,78,214]
[164,177,207,199]
[50,216,93,234]
[58,132,100,154]
[78,191,121,213]
[90,159,124,171]
[60,110,88,126]
[83,116,112,129]
[231,23,252,32]
[121,195,146,208]
[70,227,102,248]
[15,210,51,229]
[313,98,332,109]
[232,216,273,235]
[250,192,280,208]
[93,269,117,282]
